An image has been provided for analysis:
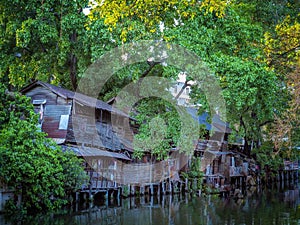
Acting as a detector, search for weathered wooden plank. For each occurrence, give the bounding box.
[25,86,70,105]
[71,115,129,151]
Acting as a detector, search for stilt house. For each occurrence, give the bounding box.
[21,81,135,190]
[21,81,188,193]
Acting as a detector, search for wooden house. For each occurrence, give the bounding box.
[187,107,251,187]
[21,81,134,191]
[21,81,188,195]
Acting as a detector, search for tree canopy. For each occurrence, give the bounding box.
[1,0,299,168]
[0,0,90,90]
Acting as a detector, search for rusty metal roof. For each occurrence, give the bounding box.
[21,80,129,117]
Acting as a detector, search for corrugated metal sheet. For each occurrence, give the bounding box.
[21,81,130,117]
[63,145,131,161]
[52,138,65,144]
[42,105,72,139]
[186,107,231,133]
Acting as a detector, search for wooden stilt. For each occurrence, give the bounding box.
[185,178,189,192]
[105,191,108,205]
[141,194,145,205]
[130,196,135,208]
[75,192,79,203]
[157,184,161,196]
[117,189,121,206]
[131,185,135,196]
[150,195,154,206]
[179,182,183,194]
[117,188,120,199]
[162,182,166,195]
[140,186,145,195]
[161,195,165,208]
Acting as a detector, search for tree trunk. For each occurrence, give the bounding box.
[243,138,251,156]
[240,115,251,156]
[69,31,77,90]
[70,54,77,90]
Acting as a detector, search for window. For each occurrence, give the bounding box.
[59,115,69,130]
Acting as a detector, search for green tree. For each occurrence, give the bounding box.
[90,0,230,42]
[1,0,292,161]
[247,0,300,29]
[0,83,87,213]
[263,12,300,157]
[164,4,282,155]
[0,0,90,90]
[264,15,300,73]
[87,2,283,157]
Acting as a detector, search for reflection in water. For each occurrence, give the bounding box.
[2,183,300,225]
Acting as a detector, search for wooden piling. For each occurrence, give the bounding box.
[131,185,135,196]
[140,186,145,195]
[157,184,161,196]
[185,178,188,192]
[150,184,154,196]
[168,181,172,194]
[162,182,166,195]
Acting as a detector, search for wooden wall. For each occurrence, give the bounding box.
[85,157,124,189]
[83,157,186,189]
[69,102,133,151]
[24,86,72,140]
[25,86,71,105]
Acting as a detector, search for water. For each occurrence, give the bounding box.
[2,184,300,225]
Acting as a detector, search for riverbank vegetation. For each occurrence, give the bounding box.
[0,84,88,214]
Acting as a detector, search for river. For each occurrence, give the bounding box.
[1,183,299,225]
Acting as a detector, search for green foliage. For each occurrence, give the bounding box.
[182,158,202,179]
[0,0,90,89]
[242,0,300,29]
[164,4,281,151]
[252,141,282,172]
[87,1,285,157]
[133,98,182,160]
[121,185,130,198]
[56,150,89,196]
[264,15,300,74]
[90,0,230,42]
[263,10,300,157]
[0,83,87,214]
[181,157,203,193]
[212,54,280,146]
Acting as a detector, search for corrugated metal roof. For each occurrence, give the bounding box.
[52,138,65,144]
[206,150,235,155]
[63,145,131,160]
[21,81,129,117]
[186,107,231,133]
